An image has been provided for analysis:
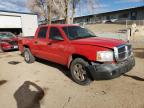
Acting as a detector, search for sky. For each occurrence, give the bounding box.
[0,0,143,16]
[0,0,29,12]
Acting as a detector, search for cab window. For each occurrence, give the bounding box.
[49,27,64,40]
[38,27,47,39]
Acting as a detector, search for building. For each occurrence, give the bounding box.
[75,6,144,24]
[53,6,144,24]
[0,10,38,37]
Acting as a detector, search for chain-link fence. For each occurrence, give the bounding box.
[126,20,144,28]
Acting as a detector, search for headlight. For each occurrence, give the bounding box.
[97,51,114,62]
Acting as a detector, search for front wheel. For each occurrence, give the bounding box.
[70,58,91,85]
[23,48,35,63]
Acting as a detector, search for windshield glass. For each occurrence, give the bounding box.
[0,33,14,39]
[63,26,96,40]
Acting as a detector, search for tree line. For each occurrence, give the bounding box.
[27,0,98,24]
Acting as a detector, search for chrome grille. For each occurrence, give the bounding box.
[118,46,125,53]
[114,44,132,62]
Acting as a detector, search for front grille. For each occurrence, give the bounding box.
[118,46,125,53]
[119,52,126,59]
[114,44,132,62]
[8,41,18,45]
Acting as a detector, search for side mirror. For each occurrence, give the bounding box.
[51,36,64,41]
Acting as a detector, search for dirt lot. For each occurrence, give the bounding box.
[0,51,144,108]
[0,23,144,108]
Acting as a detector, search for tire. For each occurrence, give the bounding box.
[70,58,91,85]
[23,48,35,63]
[0,48,4,52]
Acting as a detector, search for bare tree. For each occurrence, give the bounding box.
[27,0,67,24]
[27,0,98,24]
[63,0,70,24]
[87,0,99,15]
[70,0,80,24]
[69,0,98,24]
[52,0,65,17]
[47,0,52,24]
[27,0,48,23]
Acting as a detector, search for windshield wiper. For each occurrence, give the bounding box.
[74,36,96,39]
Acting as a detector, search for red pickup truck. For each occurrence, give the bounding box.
[18,24,135,85]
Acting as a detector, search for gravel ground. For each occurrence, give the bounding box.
[0,51,144,108]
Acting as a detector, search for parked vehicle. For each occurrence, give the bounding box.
[0,32,18,51]
[102,20,111,23]
[110,18,118,23]
[102,19,118,23]
[18,24,135,85]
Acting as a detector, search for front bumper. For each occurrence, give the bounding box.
[88,56,135,80]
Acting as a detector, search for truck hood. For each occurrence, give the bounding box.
[71,37,126,49]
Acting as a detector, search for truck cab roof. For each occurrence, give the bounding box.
[39,24,79,28]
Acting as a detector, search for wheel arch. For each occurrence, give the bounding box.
[67,54,90,69]
[23,46,35,63]
[23,45,29,48]
[22,45,31,55]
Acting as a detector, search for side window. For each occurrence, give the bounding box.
[38,27,47,39]
[49,27,64,40]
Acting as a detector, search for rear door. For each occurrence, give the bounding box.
[32,26,48,58]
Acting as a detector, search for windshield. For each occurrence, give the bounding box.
[63,26,96,40]
[0,33,14,39]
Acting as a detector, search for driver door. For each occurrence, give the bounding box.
[46,27,68,65]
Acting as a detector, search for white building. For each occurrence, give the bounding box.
[0,10,38,37]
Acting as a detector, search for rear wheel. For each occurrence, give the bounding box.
[70,58,91,85]
[24,48,35,63]
[0,48,4,52]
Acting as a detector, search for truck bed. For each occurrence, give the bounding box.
[18,36,34,53]
[21,36,34,39]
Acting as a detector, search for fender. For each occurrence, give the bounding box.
[67,55,72,69]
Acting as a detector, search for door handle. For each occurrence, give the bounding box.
[47,42,52,46]
[34,41,38,44]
